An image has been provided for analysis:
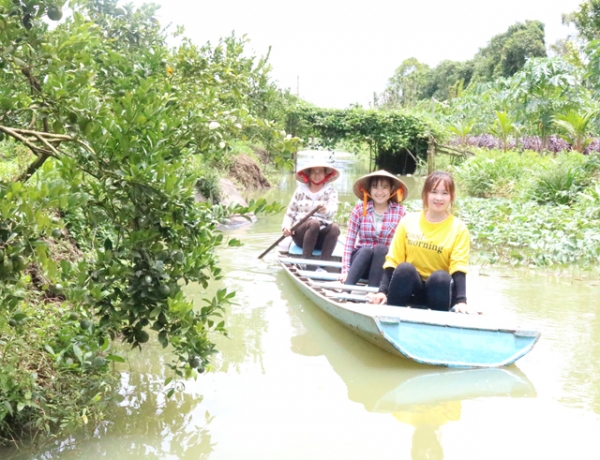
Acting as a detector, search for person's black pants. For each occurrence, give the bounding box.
[292,219,340,261]
[386,262,454,311]
[344,244,388,287]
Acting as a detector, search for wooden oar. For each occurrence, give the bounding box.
[258,206,321,259]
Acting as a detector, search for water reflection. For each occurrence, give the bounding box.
[3,353,215,460]
[283,269,536,459]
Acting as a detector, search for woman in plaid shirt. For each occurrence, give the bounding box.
[341,171,408,286]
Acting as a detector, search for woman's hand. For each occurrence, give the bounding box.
[452,302,481,315]
[339,273,347,283]
[316,201,327,213]
[282,227,293,237]
[367,292,387,305]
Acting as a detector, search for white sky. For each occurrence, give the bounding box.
[132,0,585,109]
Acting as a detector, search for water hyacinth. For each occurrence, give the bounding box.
[455,197,600,267]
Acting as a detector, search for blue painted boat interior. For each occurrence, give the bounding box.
[288,240,344,257]
[378,320,537,367]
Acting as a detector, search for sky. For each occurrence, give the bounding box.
[131,0,586,109]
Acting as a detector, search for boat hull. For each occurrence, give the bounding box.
[280,261,540,368]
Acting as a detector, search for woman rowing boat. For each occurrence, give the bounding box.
[281,160,341,268]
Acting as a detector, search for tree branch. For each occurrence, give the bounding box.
[0,125,97,182]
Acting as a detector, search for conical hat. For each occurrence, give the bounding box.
[352,170,408,202]
[295,160,340,184]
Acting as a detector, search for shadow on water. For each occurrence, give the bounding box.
[279,269,536,459]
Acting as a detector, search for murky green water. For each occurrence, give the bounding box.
[5,151,600,459]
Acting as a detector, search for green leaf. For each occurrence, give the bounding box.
[73,345,83,363]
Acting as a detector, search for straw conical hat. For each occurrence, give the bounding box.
[295,160,340,184]
[353,170,408,202]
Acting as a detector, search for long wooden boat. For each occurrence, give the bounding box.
[278,255,540,368]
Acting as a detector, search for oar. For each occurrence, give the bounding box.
[258,206,320,259]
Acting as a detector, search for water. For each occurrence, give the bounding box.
[5,151,600,459]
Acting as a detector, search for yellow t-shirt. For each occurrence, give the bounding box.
[383,211,469,279]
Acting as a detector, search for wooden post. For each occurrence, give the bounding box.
[427,136,435,174]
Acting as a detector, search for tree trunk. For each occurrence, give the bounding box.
[427,138,435,174]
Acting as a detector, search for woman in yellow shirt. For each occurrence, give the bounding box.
[369,171,471,313]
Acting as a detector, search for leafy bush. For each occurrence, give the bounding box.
[453,149,539,197]
[522,153,597,205]
[0,299,120,443]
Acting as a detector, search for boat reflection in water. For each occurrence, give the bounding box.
[285,271,536,459]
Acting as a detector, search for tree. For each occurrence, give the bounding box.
[563,0,600,43]
[381,58,431,109]
[421,60,474,101]
[553,110,596,152]
[510,57,588,150]
[491,111,518,152]
[0,0,288,440]
[471,21,547,82]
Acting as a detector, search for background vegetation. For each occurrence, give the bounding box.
[3,0,600,449]
[0,0,296,445]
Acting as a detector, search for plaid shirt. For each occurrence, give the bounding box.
[342,201,406,274]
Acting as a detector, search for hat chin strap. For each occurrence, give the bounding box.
[359,186,402,216]
[310,172,335,186]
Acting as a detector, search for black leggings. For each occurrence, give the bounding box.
[344,244,388,287]
[292,219,340,260]
[387,262,454,311]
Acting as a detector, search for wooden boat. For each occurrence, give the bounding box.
[278,253,540,368]
[288,282,536,411]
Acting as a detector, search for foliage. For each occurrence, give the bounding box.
[456,196,600,267]
[380,58,432,109]
[438,56,595,148]
[380,21,547,110]
[448,120,474,148]
[490,111,518,152]
[421,60,474,102]
[287,105,437,174]
[453,149,600,201]
[471,21,547,82]
[553,110,596,152]
[0,297,120,442]
[453,149,540,198]
[0,0,290,444]
[510,57,588,148]
[524,153,600,205]
[563,0,600,43]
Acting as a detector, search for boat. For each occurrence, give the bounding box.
[287,281,536,411]
[278,249,540,368]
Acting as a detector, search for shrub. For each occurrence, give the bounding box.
[453,149,538,198]
[522,153,595,205]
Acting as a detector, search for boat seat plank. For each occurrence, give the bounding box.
[279,257,342,268]
[309,281,378,293]
[297,270,340,281]
[325,292,371,302]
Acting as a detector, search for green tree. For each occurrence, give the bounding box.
[0,0,288,441]
[421,59,474,101]
[553,110,596,152]
[381,58,431,109]
[471,21,547,82]
[563,0,600,42]
[491,111,518,152]
[510,57,587,150]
